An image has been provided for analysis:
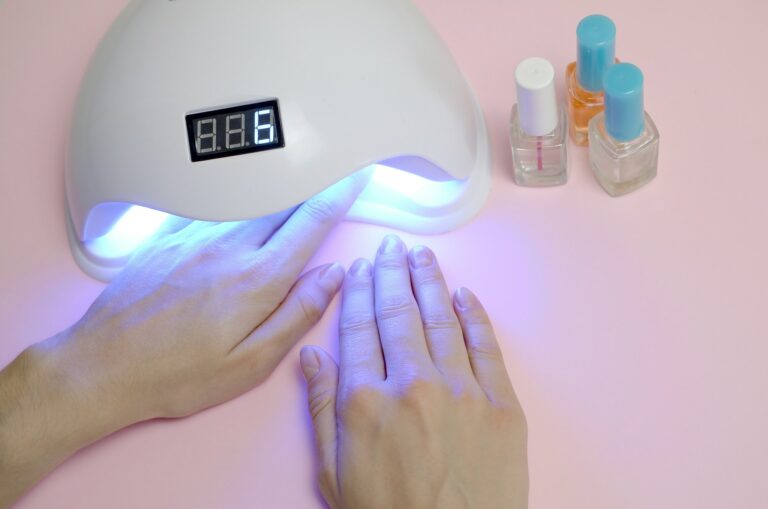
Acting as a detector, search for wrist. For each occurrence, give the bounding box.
[0,330,134,499]
[28,328,138,444]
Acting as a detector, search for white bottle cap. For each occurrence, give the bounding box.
[515,57,558,136]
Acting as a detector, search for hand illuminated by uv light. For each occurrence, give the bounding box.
[0,174,367,507]
[68,174,368,423]
[300,236,529,509]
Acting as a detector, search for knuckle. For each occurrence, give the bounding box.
[413,266,445,286]
[343,276,373,291]
[339,312,377,338]
[493,402,528,433]
[451,384,487,411]
[231,341,279,382]
[302,196,338,223]
[461,307,492,327]
[248,259,295,301]
[451,381,482,401]
[466,333,503,360]
[308,385,336,421]
[376,294,418,322]
[192,242,221,264]
[398,375,444,405]
[150,236,183,257]
[421,312,460,334]
[227,255,265,288]
[375,256,407,271]
[339,384,382,418]
[199,233,235,258]
[247,253,282,286]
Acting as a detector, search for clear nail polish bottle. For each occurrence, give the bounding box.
[566,14,617,146]
[509,57,567,187]
[588,63,659,196]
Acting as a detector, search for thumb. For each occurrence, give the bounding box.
[300,346,340,504]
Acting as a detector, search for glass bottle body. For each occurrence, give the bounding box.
[510,104,568,187]
[566,61,606,146]
[588,112,659,196]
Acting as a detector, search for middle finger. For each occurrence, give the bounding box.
[374,235,433,379]
[408,245,473,378]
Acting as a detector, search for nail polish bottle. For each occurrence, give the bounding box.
[588,63,659,196]
[509,57,567,187]
[566,14,617,146]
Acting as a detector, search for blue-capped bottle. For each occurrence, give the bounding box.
[588,63,659,196]
[566,14,617,146]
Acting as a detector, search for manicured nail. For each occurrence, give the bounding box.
[455,287,479,310]
[319,263,345,290]
[380,234,405,254]
[350,258,372,277]
[408,245,434,269]
[300,347,320,382]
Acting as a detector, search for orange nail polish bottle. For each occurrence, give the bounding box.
[566,15,617,146]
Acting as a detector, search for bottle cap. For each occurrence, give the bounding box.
[577,14,616,92]
[515,57,558,136]
[604,63,645,141]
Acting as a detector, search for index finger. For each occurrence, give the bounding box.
[260,172,369,288]
[339,258,386,387]
[209,207,296,249]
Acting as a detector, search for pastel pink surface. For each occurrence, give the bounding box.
[1,0,766,508]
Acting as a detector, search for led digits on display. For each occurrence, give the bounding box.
[185,99,284,162]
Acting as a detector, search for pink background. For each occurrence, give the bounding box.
[1,0,767,507]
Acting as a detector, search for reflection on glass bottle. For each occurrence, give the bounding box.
[566,14,617,146]
[509,57,567,187]
[589,63,659,196]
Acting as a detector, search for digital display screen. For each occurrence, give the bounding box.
[185,99,285,162]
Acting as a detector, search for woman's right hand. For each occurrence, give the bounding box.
[0,174,367,508]
[300,235,529,509]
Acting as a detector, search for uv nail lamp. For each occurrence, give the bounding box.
[66,0,491,282]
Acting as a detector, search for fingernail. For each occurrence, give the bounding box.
[380,234,404,254]
[350,258,372,277]
[455,287,478,310]
[408,246,434,269]
[319,263,345,290]
[300,347,320,382]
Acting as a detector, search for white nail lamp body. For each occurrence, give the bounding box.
[66,0,491,281]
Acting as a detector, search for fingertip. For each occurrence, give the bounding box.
[300,346,322,382]
[408,245,435,269]
[154,216,194,238]
[379,234,405,255]
[355,169,373,190]
[454,287,480,312]
[318,263,346,292]
[453,288,513,405]
[346,167,373,193]
[348,258,372,277]
[301,346,338,382]
[320,170,369,209]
